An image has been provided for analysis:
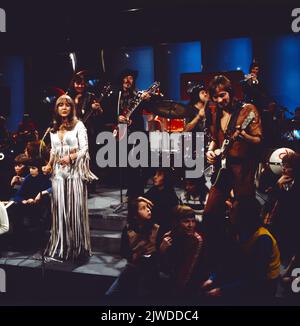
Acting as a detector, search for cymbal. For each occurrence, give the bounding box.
[149,100,189,118]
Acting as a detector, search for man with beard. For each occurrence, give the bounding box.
[203,75,262,264]
[116,69,152,200]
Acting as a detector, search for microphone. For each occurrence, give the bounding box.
[39,124,53,157]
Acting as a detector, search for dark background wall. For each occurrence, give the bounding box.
[1,0,300,131]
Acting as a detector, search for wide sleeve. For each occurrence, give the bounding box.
[76,121,89,160]
[74,121,98,182]
[48,132,56,166]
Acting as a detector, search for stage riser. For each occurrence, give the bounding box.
[90,230,121,255]
[0,264,116,304]
[89,214,126,232]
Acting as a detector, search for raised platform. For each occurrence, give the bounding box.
[0,186,129,305]
[0,250,126,305]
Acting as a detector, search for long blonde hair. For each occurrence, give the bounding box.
[51,95,78,132]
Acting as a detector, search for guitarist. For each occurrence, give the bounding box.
[117,69,151,132]
[67,71,103,193]
[203,75,262,257]
[68,70,103,120]
[116,69,153,200]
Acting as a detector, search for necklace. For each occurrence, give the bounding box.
[221,111,232,133]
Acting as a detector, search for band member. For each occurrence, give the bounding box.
[67,71,102,191]
[67,70,102,120]
[241,61,270,111]
[116,69,151,199]
[203,75,262,244]
[117,69,150,131]
[43,95,97,261]
[184,81,209,133]
[184,81,211,160]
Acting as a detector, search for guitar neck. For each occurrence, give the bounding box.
[125,95,143,119]
[82,87,111,123]
[221,110,255,157]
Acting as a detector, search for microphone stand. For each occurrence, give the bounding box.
[39,126,51,158]
[112,91,128,213]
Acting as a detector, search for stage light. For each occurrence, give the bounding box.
[69,52,77,72]
[124,8,141,13]
[87,79,99,87]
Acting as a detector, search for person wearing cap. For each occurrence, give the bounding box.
[117,69,149,132]
[116,69,152,199]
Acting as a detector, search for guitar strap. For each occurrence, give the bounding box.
[225,101,245,137]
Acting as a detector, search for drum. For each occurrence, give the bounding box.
[268,147,295,175]
[156,117,185,132]
[149,131,182,153]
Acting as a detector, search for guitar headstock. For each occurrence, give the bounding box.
[148,81,160,94]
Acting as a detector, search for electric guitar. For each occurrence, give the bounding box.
[210,110,256,188]
[81,82,112,124]
[113,81,160,141]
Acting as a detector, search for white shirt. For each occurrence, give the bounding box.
[0,201,9,235]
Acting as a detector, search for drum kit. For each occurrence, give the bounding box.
[144,99,190,153]
[146,99,188,130]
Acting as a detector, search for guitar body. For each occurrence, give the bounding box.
[113,81,160,141]
[211,110,256,189]
[112,123,127,141]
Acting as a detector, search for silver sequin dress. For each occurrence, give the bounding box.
[45,121,98,260]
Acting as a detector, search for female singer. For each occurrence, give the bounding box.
[43,95,97,261]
